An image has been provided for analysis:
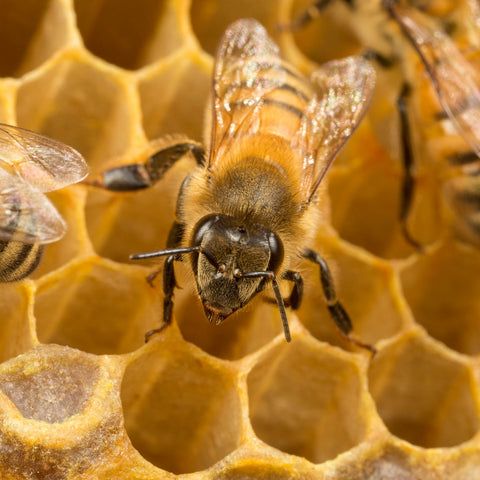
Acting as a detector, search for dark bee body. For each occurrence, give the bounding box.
[96,19,375,349]
[0,241,43,282]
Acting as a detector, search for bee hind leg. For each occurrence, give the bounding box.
[89,141,204,191]
[302,248,376,355]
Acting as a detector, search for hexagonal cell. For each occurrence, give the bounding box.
[74,0,184,70]
[328,120,443,260]
[298,234,408,351]
[16,53,137,175]
[138,51,210,142]
[281,0,361,65]
[32,186,92,278]
[333,442,439,480]
[247,337,370,464]
[0,282,35,362]
[0,0,74,77]
[212,458,320,480]
[121,341,243,474]
[34,257,162,355]
[400,239,480,355]
[85,148,190,263]
[175,283,291,360]
[191,0,282,56]
[368,332,480,448]
[0,344,126,479]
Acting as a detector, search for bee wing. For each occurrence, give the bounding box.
[210,18,287,163]
[294,56,376,202]
[0,123,88,192]
[391,5,480,158]
[0,168,66,244]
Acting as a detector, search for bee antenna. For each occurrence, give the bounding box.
[242,271,291,342]
[130,245,218,267]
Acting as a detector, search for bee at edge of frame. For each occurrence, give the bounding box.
[90,19,376,352]
[0,123,88,282]
[282,0,480,249]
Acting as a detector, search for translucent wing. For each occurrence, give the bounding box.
[0,168,66,244]
[294,56,376,202]
[210,18,289,164]
[390,4,480,158]
[0,123,88,192]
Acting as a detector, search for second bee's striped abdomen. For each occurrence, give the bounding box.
[0,241,43,282]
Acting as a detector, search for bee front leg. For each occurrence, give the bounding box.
[144,220,185,342]
[144,254,178,342]
[282,270,304,309]
[397,83,423,251]
[302,248,376,355]
[90,141,204,191]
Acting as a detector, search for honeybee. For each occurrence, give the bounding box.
[0,123,88,282]
[285,0,480,248]
[93,19,376,349]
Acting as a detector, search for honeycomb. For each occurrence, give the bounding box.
[1,0,480,478]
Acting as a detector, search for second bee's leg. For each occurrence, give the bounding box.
[278,0,350,31]
[303,249,376,355]
[91,141,204,191]
[397,83,423,251]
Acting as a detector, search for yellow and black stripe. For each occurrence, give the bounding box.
[0,240,43,282]
[219,58,314,142]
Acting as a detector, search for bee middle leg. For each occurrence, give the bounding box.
[302,248,376,355]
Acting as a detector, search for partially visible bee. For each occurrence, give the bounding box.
[93,19,376,350]
[0,123,88,281]
[284,0,480,248]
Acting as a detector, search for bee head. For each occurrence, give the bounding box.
[190,214,284,324]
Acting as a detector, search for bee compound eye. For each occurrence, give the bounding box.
[267,231,284,273]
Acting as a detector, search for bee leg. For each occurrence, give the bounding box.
[91,141,204,191]
[277,0,343,31]
[144,254,178,342]
[144,220,184,342]
[302,249,376,355]
[282,270,304,309]
[397,83,424,251]
[362,49,395,69]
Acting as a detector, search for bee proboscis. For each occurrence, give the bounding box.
[0,123,88,281]
[93,19,376,351]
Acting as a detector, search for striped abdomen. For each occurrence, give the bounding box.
[0,240,43,282]
[218,57,315,145]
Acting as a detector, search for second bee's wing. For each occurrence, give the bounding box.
[295,56,376,202]
[0,123,88,192]
[390,4,480,158]
[0,168,66,244]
